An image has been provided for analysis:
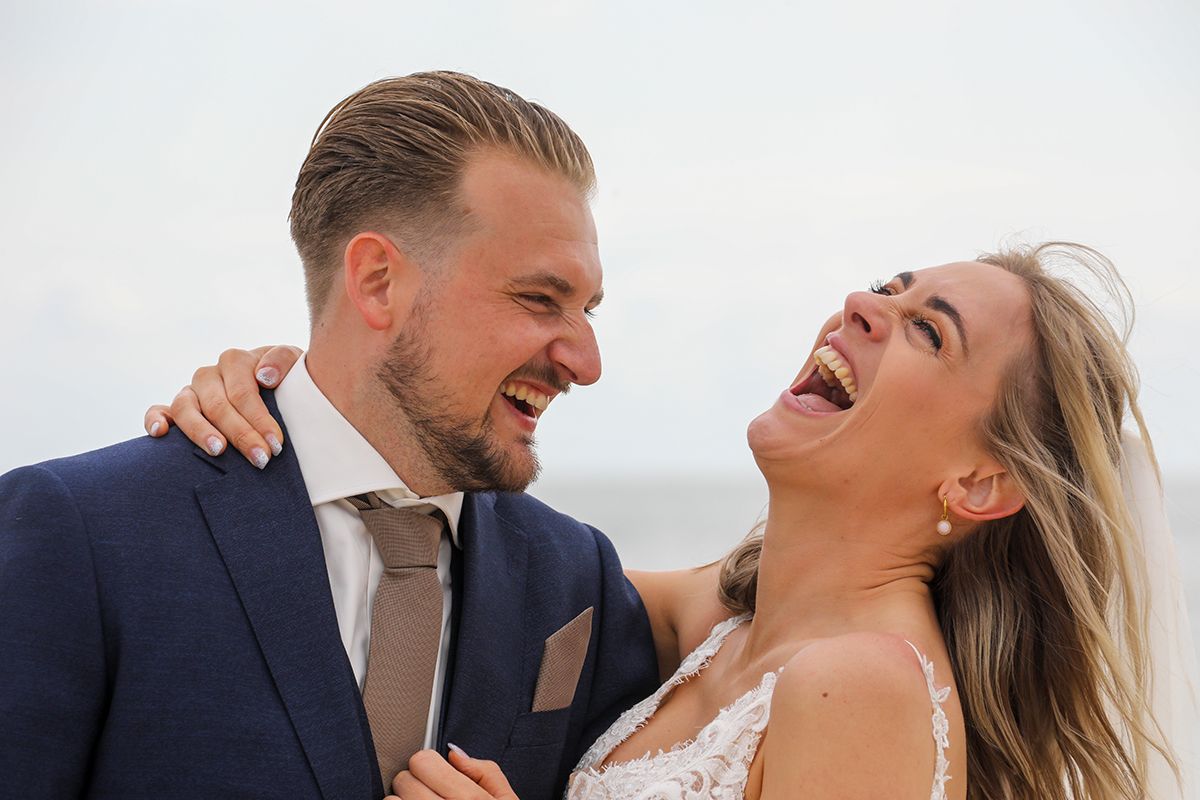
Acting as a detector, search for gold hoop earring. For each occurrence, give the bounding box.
[937,497,952,536]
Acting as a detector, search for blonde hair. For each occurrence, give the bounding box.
[719,243,1174,799]
[289,71,595,317]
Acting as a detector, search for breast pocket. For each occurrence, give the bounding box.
[507,706,571,748]
[501,707,572,799]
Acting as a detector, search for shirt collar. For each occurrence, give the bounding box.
[273,354,463,544]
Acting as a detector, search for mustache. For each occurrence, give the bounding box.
[504,363,571,395]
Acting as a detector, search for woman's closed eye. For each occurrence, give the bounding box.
[869,279,943,351]
[911,315,943,350]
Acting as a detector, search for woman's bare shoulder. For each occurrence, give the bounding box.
[756,633,941,799]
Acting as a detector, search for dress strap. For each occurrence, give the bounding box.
[667,613,752,685]
[905,641,952,800]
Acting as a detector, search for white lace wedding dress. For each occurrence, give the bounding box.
[568,614,952,800]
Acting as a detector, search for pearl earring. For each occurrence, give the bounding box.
[937,497,952,536]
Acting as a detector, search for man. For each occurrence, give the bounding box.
[0,72,658,799]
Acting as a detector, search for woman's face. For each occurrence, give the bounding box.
[748,261,1033,497]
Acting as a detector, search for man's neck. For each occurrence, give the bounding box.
[304,346,453,498]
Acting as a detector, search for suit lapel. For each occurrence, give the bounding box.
[195,396,380,800]
[439,493,529,759]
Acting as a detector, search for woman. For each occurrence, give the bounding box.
[148,243,1184,799]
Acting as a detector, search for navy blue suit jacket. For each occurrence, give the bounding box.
[0,395,658,799]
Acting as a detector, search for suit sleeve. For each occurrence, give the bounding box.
[568,525,659,769]
[0,466,108,799]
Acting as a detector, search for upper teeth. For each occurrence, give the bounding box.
[813,345,859,403]
[502,382,550,411]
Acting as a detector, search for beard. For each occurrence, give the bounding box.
[375,320,541,494]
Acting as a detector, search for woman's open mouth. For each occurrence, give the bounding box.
[790,343,859,413]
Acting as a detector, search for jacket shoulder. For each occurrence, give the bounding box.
[481,490,611,555]
[5,429,220,498]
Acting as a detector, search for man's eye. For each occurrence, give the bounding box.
[869,280,895,296]
[519,294,554,306]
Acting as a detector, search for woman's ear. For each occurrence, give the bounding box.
[940,466,1025,523]
[343,232,422,331]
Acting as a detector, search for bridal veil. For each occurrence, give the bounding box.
[1122,429,1199,798]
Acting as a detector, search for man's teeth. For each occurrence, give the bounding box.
[813,345,859,403]
[502,382,550,411]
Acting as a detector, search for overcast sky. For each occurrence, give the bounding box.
[1,0,1197,487]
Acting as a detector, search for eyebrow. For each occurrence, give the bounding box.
[512,271,604,308]
[892,272,969,357]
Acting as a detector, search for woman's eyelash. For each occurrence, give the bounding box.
[913,315,943,350]
[867,280,941,351]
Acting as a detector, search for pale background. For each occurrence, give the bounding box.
[1,3,1197,629]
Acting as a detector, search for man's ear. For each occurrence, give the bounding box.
[939,465,1025,523]
[343,232,422,331]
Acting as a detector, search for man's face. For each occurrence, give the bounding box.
[377,151,603,493]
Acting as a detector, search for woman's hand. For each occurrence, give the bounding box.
[143,345,302,467]
[387,746,519,799]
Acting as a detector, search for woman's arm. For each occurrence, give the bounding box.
[145,346,737,682]
[625,563,732,681]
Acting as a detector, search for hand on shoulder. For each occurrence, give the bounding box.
[758,633,945,800]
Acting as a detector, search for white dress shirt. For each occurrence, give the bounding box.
[274,355,463,750]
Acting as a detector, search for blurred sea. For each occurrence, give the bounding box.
[529,473,1200,658]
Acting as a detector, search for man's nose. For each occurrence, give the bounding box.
[548,319,602,387]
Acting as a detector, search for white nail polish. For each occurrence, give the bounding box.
[251,447,269,470]
[150,421,162,437]
[256,367,279,387]
[206,436,223,456]
[447,742,469,759]
[266,433,283,457]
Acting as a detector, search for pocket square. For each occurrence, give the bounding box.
[531,606,593,712]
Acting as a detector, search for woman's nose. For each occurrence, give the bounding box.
[842,291,889,341]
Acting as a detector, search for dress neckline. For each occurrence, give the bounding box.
[573,614,954,800]
[588,613,764,773]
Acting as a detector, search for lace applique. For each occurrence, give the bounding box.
[906,640,952,800]
[570,614,768,800]
[567,615,953,800]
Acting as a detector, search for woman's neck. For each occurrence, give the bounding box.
[737,483,941,666]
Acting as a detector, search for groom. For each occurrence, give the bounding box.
[0,72,657,799]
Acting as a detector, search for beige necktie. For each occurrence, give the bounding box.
[347,492,445,785]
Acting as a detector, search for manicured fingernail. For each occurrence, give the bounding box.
[251,447,269,470]
[206,436,224,456]
[265,433,283,456]
[150,421,162,437]
[447,742,469,758]
[256,367,279,387]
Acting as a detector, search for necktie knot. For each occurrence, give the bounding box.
[347,492,443,569]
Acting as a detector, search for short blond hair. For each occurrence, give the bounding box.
[289,71,596,317]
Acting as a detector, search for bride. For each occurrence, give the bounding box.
[149,243,1192,799]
